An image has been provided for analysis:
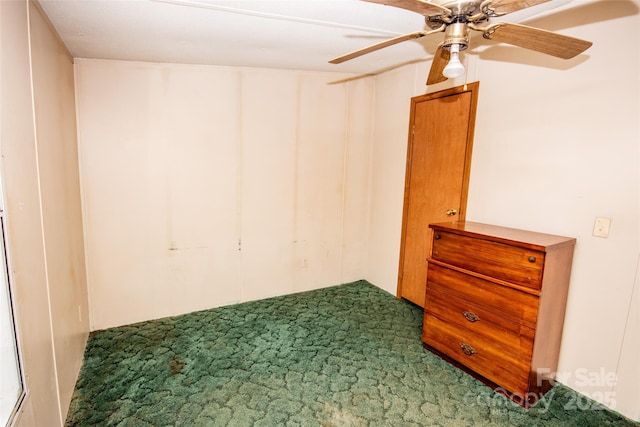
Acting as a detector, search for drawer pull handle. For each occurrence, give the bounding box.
[460,343,477,356]
[528,256,536,263]
[446,209,457,216]
[434,234,441,240]
[462,311,480,322]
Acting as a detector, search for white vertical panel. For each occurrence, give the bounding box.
[28,2,89,419]
[293,73,348,292]
[238,69,298,301]
[152,65,241,317]
[366,66,416,294]
[77,60,164,329]
[341,77,375,283]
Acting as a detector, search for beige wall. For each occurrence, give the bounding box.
[0,1,58,424]
[16,0,636,422]
[28,0,89,420]
[365,0,639,421]
[0,1,89,425]
[75,60,374,330]
[470,2,639,420]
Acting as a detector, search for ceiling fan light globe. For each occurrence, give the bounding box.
[443,52,465,78]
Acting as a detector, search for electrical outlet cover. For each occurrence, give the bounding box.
[593,217,611,238]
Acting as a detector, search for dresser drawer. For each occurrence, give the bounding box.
[431,231,544,289]
[427,263,539,326]
[425,287,535,354]
[423,313,530,395]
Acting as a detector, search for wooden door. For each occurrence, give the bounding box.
[397,82,479,307]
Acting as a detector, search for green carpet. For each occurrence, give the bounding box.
[65,281,636,426]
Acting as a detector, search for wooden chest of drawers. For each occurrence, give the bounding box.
[422,221,576,407]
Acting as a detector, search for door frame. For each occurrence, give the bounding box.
[396,82,480,301]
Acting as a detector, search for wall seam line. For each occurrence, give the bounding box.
[338,81,350,283]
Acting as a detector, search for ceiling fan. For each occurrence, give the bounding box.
[329,0,593,85]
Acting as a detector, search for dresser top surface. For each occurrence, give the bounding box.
[429,221,576,251]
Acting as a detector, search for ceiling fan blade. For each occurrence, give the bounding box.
[492,0,573,25]
[362,0,450,16]
[483,22,592,59]
[427,43,449,85]
[487,0,551,15]
[329,31,430,64]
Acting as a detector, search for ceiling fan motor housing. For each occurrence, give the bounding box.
[443,22,470,51]
[426,0,493,51]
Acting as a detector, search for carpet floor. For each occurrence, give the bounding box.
[65,281,636,426]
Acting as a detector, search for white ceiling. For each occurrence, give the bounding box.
[37,0,632,76]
